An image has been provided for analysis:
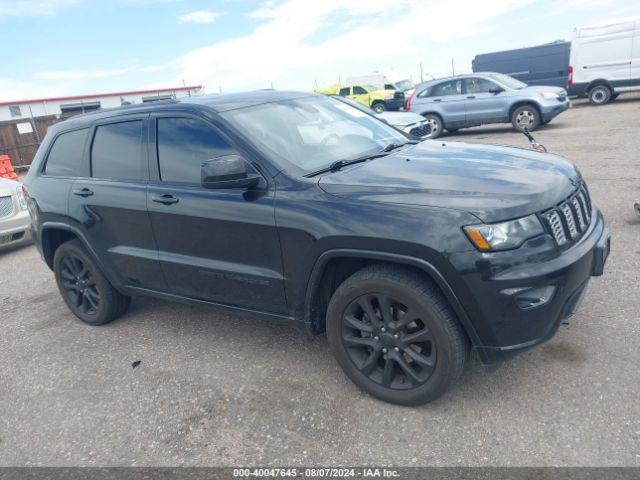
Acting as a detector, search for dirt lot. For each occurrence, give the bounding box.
[1,94,639,467]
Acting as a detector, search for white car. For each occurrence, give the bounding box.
[0,177,31,250]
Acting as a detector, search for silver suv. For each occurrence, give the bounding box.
[407,72,570,138]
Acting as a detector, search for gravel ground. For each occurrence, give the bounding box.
[1,93,639,467]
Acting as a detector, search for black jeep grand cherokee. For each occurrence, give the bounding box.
[25,91,610,405]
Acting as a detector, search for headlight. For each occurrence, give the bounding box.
[16,186,28,210]
[539,91,559,99]
[464,214,544,252]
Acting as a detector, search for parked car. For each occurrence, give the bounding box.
[25,91,610,405]
[347,71,415,97]
[407,72,570,138]
[568,17,640,105]
[315,84,404,113]
[0,177,31,250]
[332,95,431,139]
[472,41,571,89]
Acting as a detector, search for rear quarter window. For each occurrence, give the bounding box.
[44,128,89,177]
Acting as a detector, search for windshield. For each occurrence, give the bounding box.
[487,72,528,89]
[395,80,413,91]
[221,96,407,174]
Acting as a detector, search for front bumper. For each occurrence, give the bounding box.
[0,209,32,249]
[540,98,571,122]
[384,98,405,111]
[449,209,609,366]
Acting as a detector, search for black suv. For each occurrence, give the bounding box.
[25,91,610,405]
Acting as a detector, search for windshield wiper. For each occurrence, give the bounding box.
[305,142,414,178]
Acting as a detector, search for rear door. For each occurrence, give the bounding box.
[146,113,287,313]
[463,77,508,124]
[414,79,466,127]
[68,115,165,290]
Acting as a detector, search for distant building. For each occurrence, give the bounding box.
[0,85,203,122]
[0,85,203,167]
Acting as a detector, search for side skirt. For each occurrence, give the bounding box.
[121,285,304,331]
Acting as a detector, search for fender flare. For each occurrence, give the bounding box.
[586,79,613,94]
[40,222,121,289]
[303,249,483,350]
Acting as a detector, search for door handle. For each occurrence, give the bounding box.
[433,98,442,102]
[151,194,179,205]
[466,96,476,99]
[72,188,93,197]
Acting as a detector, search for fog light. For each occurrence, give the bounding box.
[501,285,556,310]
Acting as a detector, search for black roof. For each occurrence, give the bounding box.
[51,90,317,133]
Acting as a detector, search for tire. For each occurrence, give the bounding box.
[53,239,131,326]
[326,265,468,406]
[423,114,443,139]
[511,104,541,132]
[371,102,386,114]
[588,85,612,105]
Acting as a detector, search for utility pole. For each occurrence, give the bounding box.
[451,58,455,76]
[420,62,424,83]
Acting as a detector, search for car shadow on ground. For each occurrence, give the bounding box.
[118,294,577,409]
[443,121,564,138]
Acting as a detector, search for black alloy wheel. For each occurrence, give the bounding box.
[59,254,100,316]
[341,293,436,389]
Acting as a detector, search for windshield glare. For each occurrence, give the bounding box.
[222,96,407,174]
[487,73,528,89]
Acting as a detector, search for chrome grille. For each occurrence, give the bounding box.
[542,184,593,248]
[0,195,14,219]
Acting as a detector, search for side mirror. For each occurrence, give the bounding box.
[201,155,261,189]
[489,87,504,94]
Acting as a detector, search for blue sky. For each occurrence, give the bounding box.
[1,0,638,101]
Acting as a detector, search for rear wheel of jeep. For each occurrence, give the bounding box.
[326,265,467,405]
[53,239,131,326]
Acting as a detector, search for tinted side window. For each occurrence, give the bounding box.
[338,87,351,96]
[44,128,88,177]
[431,80,462,97]
[417,86,432,98]
[352,86,367,95]
[157,117,234,184]
[91,121,144,180]
[464,77,498,94]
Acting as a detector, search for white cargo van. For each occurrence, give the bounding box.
[347,71,414,95]
[568,17,640,105]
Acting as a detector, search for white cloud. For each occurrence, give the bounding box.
[174,0,534,92]
[0,0,80,18]
[179,9,222,24]
[35,64,167,81]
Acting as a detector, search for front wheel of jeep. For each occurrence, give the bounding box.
[326,265,468,405]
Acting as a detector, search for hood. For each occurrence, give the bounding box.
[318,141,580,223]
[0,177,20,196]
[377,111,425,126]
[521,85,567,96]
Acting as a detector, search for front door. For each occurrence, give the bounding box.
[463,77,509,124]
[350,85,371,108]
[146,114,287,313]
[67,115,165,290]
